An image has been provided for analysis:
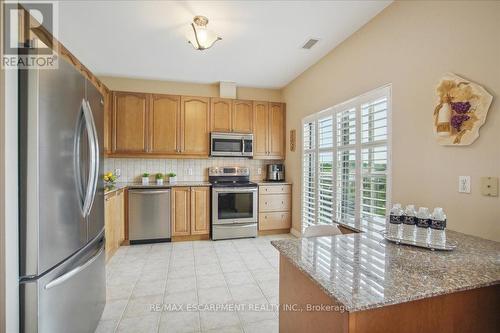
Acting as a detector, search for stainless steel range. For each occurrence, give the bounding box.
[209,167,258,240]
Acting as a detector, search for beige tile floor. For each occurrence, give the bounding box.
[95,234,294,333]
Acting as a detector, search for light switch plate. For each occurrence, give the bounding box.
[114,168,121,177]
[459,176,471,193]
[257,168,262,175]
[480,177,498,197]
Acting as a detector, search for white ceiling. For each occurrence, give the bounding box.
[57,1,391,89]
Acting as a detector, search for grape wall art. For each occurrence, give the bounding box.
[434,73,493,146]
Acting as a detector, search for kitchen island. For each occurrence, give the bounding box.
[272,221,500,333]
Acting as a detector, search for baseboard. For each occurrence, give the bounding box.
[290,228,301,238]
[171,234,210,242]
[258,229,290,236]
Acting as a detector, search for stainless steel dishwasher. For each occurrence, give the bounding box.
[128,188,171,244]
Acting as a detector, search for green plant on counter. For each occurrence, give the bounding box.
[142,173,150,177]
[167,172,176,177]
[155,173,164,180]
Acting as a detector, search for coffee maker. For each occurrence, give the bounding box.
[266,164,285,181]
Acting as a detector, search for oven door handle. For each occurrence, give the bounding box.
[213,187,257,193]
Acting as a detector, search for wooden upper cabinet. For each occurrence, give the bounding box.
[112,92,148,153]
[171,187,191,236]
[190,187,210,235]
[103,89,112,154]
[269,103,286,159]
[253,101,269,158]
[232,100,253,133]
[211,98,232,132]
[149,94,181,154]
[181,96,210,156]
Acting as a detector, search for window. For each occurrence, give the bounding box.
[302,86,391,232]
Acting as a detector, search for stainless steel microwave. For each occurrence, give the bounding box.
[210,132,253,157]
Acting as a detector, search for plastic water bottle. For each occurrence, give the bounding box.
[402,205,417,242]
[388,203,403,238]
[416,207,431,244]
[430,208,447,247]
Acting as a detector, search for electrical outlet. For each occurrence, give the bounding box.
[459,176,471,193]
[114,168,121,177]
[257,168,262,175]
[480,177,498,197]
[188,168,193,175]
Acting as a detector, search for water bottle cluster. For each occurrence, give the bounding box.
[388,204,447,247]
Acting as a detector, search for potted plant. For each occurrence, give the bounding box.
[142,173,150,185]
[167,172,177,184]
[155,173,164,185]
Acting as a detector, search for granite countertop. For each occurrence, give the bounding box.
[104,181,212,194]
[272,221,500,312]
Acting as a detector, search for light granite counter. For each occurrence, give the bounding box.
[104,181,211,194]
[272,225,500,312]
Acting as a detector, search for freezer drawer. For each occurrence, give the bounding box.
[20,233,105,333]
[128,189,171,243]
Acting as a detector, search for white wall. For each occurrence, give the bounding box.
[282,1,500,241]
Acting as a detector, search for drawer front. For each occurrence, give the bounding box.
[259,194,291,212]
[259,212,291,230]
[259,185,291,194]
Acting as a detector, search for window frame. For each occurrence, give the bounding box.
[301,85,392,231]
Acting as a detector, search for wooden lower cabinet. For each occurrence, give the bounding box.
[104,189,125,261]
[190,187,210,235]
[171,187,191,236]
[259,212,291,231]
[171,186,210,239]
[258,184,292,232]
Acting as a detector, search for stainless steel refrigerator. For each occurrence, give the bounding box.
[19,55,105,333]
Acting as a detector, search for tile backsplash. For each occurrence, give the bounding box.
[104,158,282,182]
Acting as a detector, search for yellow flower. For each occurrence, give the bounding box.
[104,176,109,181]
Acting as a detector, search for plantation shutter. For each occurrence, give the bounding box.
[302,121,316,229]
[360,97,389,230]
[302,86,391,233]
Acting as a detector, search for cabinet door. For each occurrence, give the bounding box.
[112,92,148,153]
[150,94,181,154]
[103,89,112,154]
[181,96,210,156]
[104,193,116,261]
[190,187,210,235]
[115,189,125,245]
[253,101,269,158]
[171,187,191,236]
[269,102,285,159]
[211,98,232,132]
[232,100,253,133]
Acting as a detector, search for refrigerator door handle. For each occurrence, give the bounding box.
[44,244,104,290]
[81,99,99,217]
[73,101,86,214]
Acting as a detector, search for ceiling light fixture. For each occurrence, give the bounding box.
[187,16,222,51]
